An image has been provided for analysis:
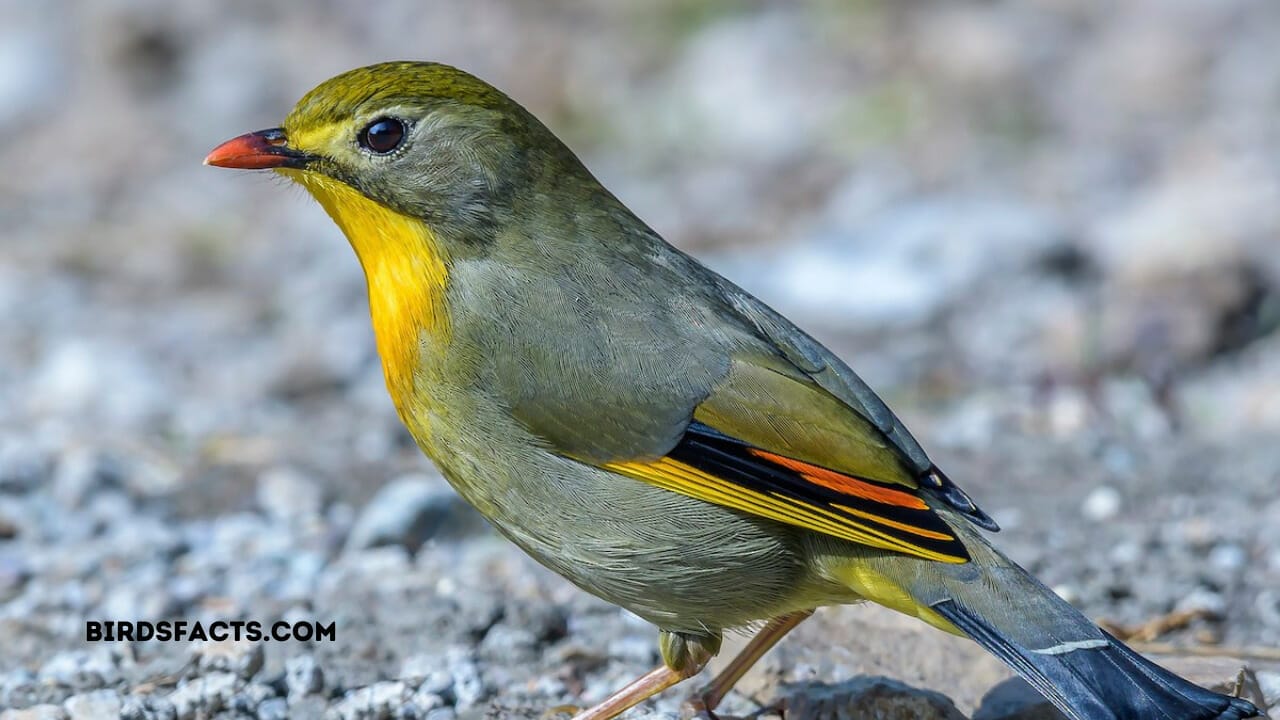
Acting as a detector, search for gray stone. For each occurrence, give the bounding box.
[973,678,1065,720]
[191,640,264,681]
[728,604,1013,714]
[166,672,239,720]
[286,696,330,720]
[784,677,967,720]
[1177,586,1227,615]
[330,681,412,720]
[477,625,540,664]
[1256,670,1279,712]
[409,692,446,713]
[255,698,288,720]
[445,648,487,711]
[256,467,324,522]
[399,656,451,695]
[62,690,123,720]
[38,651,120,693]
[344,476,458,554]
[0,669,38,710]
[1081,485,1122,522]
[119,695,176,720]
[285,654,325,699]
[51,448,123,509]
[226,682,276,714]
[419,671,454,700]
[1155,657,1265,700]
[0,439,52,493]
[0,706,69,720]
[1208,543,1247,572]
[98,581,172,626]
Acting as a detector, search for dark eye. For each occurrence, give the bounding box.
[358,117,406,154]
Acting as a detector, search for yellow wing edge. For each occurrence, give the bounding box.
[604,457,968,564]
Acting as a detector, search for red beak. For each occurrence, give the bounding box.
[204,128,308,169]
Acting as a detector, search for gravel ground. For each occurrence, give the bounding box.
[2,1,1278,718]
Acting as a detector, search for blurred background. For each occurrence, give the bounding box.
[1,1,1277,717]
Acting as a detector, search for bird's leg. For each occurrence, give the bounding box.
[683,609,813,717]
[563,665,687,720]
[568,629,722,720]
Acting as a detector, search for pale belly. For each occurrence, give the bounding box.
[406,394,828,632]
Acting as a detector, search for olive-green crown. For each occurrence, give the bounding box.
[285,61,522,129]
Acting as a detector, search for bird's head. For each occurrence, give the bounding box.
[206,61,582,240]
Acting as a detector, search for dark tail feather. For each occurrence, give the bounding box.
[932,599,1260,720]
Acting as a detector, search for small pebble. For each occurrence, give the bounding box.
[418,671,453,698]
[1256,590,1280,628]
[51,449,122,509]
[400,657,465,710]
[1177,586,1227,616]
[255,698,288,720]
[1051,585,1080,605]
[478,625,540,664]
[166,672,239,720]
[445,648,487,710]
[1208,543,1247,572]
[119,695,176,720]
[1048,390,1089,436]
[1081,486,1122,522]
[1109,541,1141,565]
[39,651,120,692]
[1255,670,1279,711]
[285,696,330,719]
[192,640,264,680]
[285,655,325,698]
[256,467,324,521]
[226,682,276,713]
[0,706,68,720]
[62,690,122,720]
[0,669,37,707]
[331,681,411,720]
[409,691,446,713]
[0,552,31,596]
[0,439,52,493]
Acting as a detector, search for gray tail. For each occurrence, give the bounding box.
[931,598,1261,720]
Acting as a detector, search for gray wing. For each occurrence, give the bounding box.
[710,274,999,531]
[714,279,932,471]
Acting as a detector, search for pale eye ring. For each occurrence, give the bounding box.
[358,117,406,154]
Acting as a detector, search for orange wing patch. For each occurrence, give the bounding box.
[748,449,929,510]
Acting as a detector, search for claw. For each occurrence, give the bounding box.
[681,696,753,720]
[680,696,716,719]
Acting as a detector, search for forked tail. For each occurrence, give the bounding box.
[859,516,1264,720]
[930,596,1260,720]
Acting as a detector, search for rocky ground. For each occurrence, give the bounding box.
[1,0,1278,718]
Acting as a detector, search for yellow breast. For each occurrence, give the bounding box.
[280,170,449,411]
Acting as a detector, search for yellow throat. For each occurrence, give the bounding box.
[280,170,449,409]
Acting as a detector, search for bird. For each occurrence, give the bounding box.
[205,61,1261,720]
